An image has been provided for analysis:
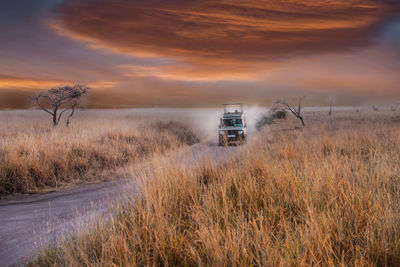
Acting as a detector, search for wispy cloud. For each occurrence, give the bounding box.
[0,75,66,91]
[52,0,399,81]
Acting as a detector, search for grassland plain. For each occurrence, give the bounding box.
[0,109,200,194]
[31,110,400,266]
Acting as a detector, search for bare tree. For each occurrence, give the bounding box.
[31,84,89,126]
[329,100,333,116]
[275,96,306,126]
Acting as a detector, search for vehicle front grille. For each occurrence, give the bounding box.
[227,130,238,135]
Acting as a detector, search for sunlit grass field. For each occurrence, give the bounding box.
[30,110,400,266]
[0,109,200,194]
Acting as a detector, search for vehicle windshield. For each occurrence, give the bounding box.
[222,118,243,127]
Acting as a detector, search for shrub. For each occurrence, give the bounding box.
[256,109,287,131]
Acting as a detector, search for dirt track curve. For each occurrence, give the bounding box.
[0,144,237,266]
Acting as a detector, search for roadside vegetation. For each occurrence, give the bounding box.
[0,110,200,194]
[32,111,400,266]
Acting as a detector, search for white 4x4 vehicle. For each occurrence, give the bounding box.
[218,103,247,146]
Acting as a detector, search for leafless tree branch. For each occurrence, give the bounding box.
[274,96,306,126]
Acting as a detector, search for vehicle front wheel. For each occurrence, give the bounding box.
[219,137,227,146]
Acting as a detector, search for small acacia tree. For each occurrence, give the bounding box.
[274,96,306,126]
[31,84,90,126]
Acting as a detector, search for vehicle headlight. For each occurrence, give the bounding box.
[219,130,225,135]
[238,130,244,134]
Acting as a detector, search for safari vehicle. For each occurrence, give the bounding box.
[218,103,247,146]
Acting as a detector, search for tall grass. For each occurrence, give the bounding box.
[0,110,200,194]
[32,112,400,266]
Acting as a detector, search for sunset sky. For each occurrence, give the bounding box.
[1,0,399,108]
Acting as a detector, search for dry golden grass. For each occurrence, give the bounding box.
[29,110,400,266]
[0,109,200,194]
[14,110,400,266]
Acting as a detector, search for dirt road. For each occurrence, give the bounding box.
[0,144,237,266]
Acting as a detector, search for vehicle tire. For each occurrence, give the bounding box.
[219,137,227,146]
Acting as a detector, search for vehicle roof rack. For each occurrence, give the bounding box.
[223,103,243,114]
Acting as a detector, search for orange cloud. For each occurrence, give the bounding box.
[50,0,400,82]
[88,81,118,89]
[119,59,266,82]
[0,75,117,92]
[0,76,66,91]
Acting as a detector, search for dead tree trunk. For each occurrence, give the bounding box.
[298,114,305,126]
[275,96,306,126]
[52,107,58,126]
